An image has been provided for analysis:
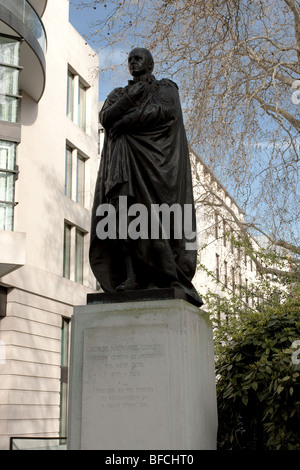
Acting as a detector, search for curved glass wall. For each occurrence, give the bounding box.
[0,140,17,231]
[1,0,46,52]
[0,37,20,123]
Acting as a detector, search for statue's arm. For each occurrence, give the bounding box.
[99,90,135,129]
[110,80,179,135]
[100,83,146,130]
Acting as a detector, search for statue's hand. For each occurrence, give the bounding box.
[110,109,139,139]
[127,82,146,103]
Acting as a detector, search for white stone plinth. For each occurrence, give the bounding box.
[67,299,217,450]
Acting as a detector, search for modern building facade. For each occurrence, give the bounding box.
[0,0,99,450]
[190,150,260,310]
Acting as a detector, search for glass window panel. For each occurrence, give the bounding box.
[0,172,14,201]
[65,146,72,198]
[76,155,85,206]
[0,66,19,95]
[61,318,70,368]
[0,141,16,231]
[0,36,20,66]
[66,70,74,120]
[0,95,18,122]
[63,223,71,279]
[60,317,70,436]
[75,229,84,284]
[1,1,45,53]
[0,141,16,170]
[24,0,45,50]
[0,202,13,231]
[78,81,86,130]
[1,0,24,22]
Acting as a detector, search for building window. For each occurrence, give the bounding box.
[66,70,74,120]
[0,37,20,123]
[239,272,242,297]
[0,140,17,231]
[224,261,228,287]
[245,278,249,304]
[76,154,85,206]
[223,220,227,247]
[59,317,70,437]
[216,253,220,282]
[63,223,86,284]
[65,146,72,198]
[237,235,241,259]
[75,229,84,283]
[231,267,235,293]
[66,68,87,131]
[64,145,86,207]
[78,81,86,131]
[63,222,72,279]
[214,211,219,239]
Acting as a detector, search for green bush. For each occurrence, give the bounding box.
[215,296,300,450]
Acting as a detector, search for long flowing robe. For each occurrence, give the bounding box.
[89,75,201,304]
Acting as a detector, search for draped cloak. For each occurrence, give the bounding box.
[89,75,201,305]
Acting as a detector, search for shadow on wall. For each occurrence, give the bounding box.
[19,91,39,126]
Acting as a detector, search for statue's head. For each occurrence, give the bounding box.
[128,48,154,77]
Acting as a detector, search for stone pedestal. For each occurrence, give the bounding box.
[67,291,217,450]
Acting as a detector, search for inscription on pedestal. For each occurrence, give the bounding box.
[81,325,170,449]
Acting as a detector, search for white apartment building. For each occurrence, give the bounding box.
[190,150,260,310]
[0,0,99,450]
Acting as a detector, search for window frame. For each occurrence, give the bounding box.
[77,80,87,131]
[63,222,72,280]
[59,317,70,438]
[0,36,21,123]
[76,153,85,206]
[75,228,84,284]
[63,222,86,285]
[66,67,88,132]
[216,253,220,282]
[65,145,72,198]
[0,140,18,231]
[66,69,74,120]
[64,144,86,208]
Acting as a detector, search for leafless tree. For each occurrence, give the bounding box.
[74,0,300,250]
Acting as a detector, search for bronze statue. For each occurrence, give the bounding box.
[89,48,201,305]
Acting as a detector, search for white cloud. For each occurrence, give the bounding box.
[98,47,127,68]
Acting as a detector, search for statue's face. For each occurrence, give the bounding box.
[128,49,152,77]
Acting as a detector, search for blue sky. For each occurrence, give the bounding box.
[68,2,299,240]
[68,1,128,101]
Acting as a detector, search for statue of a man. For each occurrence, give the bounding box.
[89,47,201,305]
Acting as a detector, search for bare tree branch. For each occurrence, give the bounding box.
[78,0,300,243]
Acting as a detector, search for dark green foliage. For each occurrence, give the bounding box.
[215,293,300,450]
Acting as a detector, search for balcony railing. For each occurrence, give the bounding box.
[1,0,46,52]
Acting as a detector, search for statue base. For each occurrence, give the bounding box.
[67,291,217,450]
[87,286,203,307]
